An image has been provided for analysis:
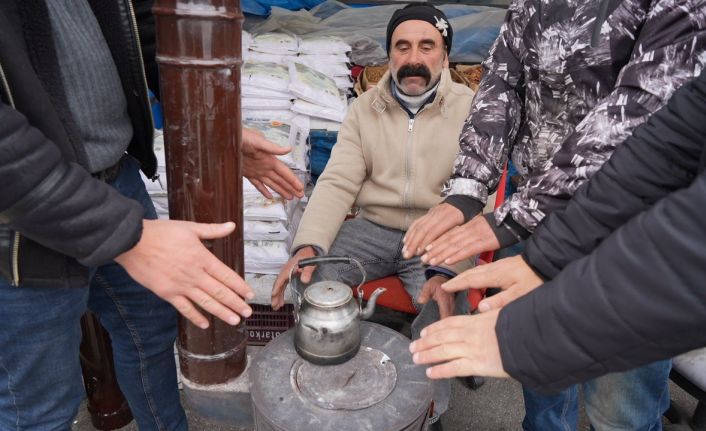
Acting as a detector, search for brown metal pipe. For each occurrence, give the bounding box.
[153,0,247,385]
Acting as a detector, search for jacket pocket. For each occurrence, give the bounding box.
[0,225,90,288]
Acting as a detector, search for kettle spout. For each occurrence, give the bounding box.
[360,287,387,320]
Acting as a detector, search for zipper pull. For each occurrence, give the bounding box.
[408,118,414,132]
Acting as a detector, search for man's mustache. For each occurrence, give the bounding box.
[397,63,431,85]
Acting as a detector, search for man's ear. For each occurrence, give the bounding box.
[443,50,450,68]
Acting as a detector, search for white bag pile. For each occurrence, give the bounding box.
[241,30,352,125]
[243,176,307,300]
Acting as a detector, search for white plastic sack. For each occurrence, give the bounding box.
[288,62,345,110]
[242,98,293,110]
[291,98,346,122]
[242,62,290,92]
[294,57,349,78]
[241,85,293,100]
[333,76,353,89]
[298,35,351,55]
[245,51,293,65]
[244,220,290,241]
[250,32,299,55]
[244,197,289,222]
[242,109,296,122]
[244,240,290,274]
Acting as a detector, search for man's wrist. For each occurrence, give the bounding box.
[443,195,484,223]
[483,213,530,249]
[425,266,456,280]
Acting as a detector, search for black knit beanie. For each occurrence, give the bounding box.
[386,3,452,55]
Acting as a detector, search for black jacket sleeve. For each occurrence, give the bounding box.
[523,70,706,279]
[0,103,144,266]
[497,169,706,393]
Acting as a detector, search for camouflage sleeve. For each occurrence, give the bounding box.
[497,0,706,231]
[442,0,530,205]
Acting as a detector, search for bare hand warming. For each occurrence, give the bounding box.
[115,220,254,329]
[442,255,543,312]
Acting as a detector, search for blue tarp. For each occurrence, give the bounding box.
[243,0,326,16]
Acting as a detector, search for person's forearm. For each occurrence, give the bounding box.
[0,104,143,266]
[498,171,706,392]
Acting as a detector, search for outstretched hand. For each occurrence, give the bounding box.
[442,255,543,312]
[271,246,317,310]
[417,275,456,319]
[403,203,464,259]
[410,310,508,379]
[421,215,500,266]
[115,219,254,329]
[242,127,304,200]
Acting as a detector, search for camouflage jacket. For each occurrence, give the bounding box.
[445,0,706,231]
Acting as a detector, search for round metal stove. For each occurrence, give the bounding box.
[250,322,432,431]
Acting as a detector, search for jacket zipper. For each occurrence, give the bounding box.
[0,61,21,286]
[124,0,156,141]
[403,117,415,227]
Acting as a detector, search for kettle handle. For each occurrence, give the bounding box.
[296,256,368,310]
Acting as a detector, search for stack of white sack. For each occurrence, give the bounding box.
[296,35,353,92]
[288,61,348,123]
[140,130,169,219]
[241,60,295,122]
[242,31,351,125]
[243,176,307,278]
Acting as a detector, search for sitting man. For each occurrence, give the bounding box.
[271,3,474,428]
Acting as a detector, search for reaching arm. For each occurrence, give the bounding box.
[443,0,528,213]
[0,103,144,266]
[498,168,706,392]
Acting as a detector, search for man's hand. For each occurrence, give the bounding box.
[115,220,254,329]
[409,309,508,379]
[402,203,464,259]
[417,275,455,319]
[442,255,543,312]
[242,127,304,200]
[421,215,500,266]
[271,246,317,310]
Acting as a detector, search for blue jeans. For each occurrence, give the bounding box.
[0,157,187,430]
[522,360,671,431]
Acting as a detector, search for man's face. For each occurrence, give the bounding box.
[389,19,448,96]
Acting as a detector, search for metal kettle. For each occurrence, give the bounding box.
[289,256,386,365]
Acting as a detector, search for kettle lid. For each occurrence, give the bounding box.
[304,282,353,308]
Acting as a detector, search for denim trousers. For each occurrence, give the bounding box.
[310,217,470,417]
[522,359,671,430]
[0,158,187,430]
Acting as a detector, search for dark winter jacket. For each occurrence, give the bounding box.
[0,0,158,287]
[444,0,706,234]
[497,69,706,393]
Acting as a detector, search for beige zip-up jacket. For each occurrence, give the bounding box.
[292,69,475,274]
